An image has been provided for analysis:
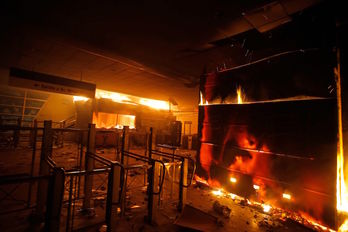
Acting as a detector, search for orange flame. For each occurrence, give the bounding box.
[336,50,348,216]
[73,96,89,102]
[339,219,348,232]
[237,86,244,104]
[94,89,170,110]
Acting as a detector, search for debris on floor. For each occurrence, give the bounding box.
[213,200,231,218]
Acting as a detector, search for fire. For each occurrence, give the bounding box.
[336,51,348,216]
[229,193,236,199]
[339,219,348,232]
[93,112,135,129]
[262,204,272,213]
[139,99,169,110]
[212,189,224,197]
[95,89,132,103]
[73,96,89,102]
[253,184,260,190]
[230,177,237,183]
[195,175,209,186]
[199,91,204,105]
[95,89,170,110]
[282,193,292,200]
[237,85,244,104]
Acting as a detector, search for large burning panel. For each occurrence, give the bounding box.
[197,50,339,228]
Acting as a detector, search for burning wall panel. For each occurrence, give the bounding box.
[197,50,338,228]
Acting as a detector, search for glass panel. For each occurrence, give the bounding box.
[25,108,39,116]
[25,100,44,108]
[27,91,49,100]
[0,115,20,124]
[0,97,24,106]
[0,86,25,97]
[0,106,23,115]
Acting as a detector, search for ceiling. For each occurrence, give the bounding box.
[0,0,325,109]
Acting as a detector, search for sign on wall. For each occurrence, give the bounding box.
[9,67,96,98]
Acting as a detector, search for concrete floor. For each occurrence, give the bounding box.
[0,143,320,231]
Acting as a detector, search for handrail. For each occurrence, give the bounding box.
[65,168,110,176]
[52,128,88,132]
[123,150,151,163]
[152,150,182,161]
[86,151,126,204]
[87,152,112,166]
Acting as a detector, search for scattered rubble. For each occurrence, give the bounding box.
[213,200,231,218]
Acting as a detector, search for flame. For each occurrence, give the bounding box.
[336,52,348,215]
[262,204,272,213]
[73,96,89,102]
[93,112,135,129]
[339,219,348,232]
[282,193,292,200]
[337,145,348,213]
[95,89,169,110]
[200,91,204,105]
[95,89,131,103]
[229,193,236,199]
[237,85,244,104]
[253,184,260,190]
[139,99,169,110]
[212,189,224,197]
[195,175,209,185]
[230,177,237,183]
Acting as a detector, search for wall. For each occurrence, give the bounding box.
[36,94,75,122]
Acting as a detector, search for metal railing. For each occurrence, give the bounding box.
[151,148,196,211]
[60,152,125,232]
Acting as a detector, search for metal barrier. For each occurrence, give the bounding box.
[121,126,196,214]
[0,169,65,231]
[44,151,125,232]
[1,121,196,230]
[151,149,196,211]
[121,146,166,223]
[121,126,190,224]
[63,162,124,232]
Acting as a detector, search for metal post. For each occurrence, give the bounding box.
[148,128,153,159]
[83,123,96,209]
[66,175,74,232]
[27,120,38,207]
[13,117,21,148]
[45,167,65,232]
[178,157,188,212]
[77,132,83,198]
[121,126,129,165]
[147,160,160,224]
[121,128,126,164]
[147,160,154,224]
[106,162,123,232]
[35,120,53,220]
